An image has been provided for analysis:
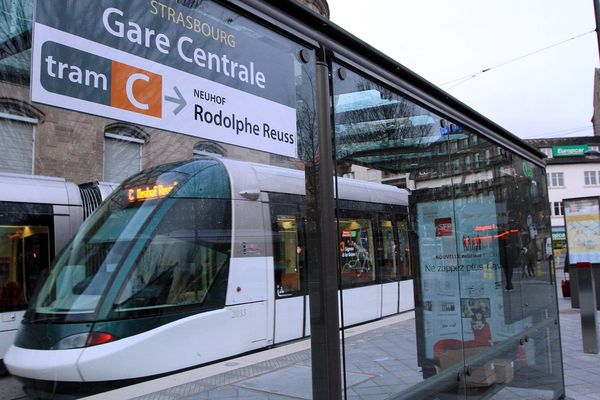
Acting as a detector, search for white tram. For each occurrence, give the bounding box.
[5,157,414,398]
[0,173,116,372]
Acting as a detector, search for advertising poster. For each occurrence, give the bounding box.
[564,198,600,264]
[31,0,298,157]
[416,195,530,363]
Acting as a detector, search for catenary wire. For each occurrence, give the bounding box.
[439,29,595,90]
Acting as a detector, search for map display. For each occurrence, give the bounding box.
[564,198,600,264]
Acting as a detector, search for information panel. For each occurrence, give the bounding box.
[32,0,298,158]
[564,197,600,264]
[416,196,531,362]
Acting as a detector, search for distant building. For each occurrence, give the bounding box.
[526,137,600,267]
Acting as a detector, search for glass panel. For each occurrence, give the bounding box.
[333,65,466,399]
[332,64,563,399]
[1,0,320,397]
[0,0,32,84]
[453,130,563,398]
[515,158,563,397]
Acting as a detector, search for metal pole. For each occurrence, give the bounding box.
[305,46,342,399]
[577,262,599,353]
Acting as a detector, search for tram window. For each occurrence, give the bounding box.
[273,214,303,297]
[113,198,231,314]
[379,219,397,282]
[339,218,375,287]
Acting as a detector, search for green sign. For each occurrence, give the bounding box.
[553,145,588,157]
[552,232,566,241]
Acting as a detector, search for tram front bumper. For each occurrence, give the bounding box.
[4,344,85,382]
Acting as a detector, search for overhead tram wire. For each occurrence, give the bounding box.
[533,125,592,137]
[523,126,593,140]
[439,29,595,90]
[526,125,593,139]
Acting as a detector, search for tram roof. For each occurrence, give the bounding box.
[218,157,408,206]
[0,172,81,206]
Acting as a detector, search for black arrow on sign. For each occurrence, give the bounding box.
[165,86,186,115]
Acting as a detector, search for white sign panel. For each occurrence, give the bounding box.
[32,1,298,158]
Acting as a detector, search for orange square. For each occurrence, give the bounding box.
[111,61,162,118]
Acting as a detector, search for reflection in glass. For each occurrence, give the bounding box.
[339,218,375,287]
[333,65,563,399]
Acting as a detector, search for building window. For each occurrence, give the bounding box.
[584,171,598,186]
[104,124,147,182]
[551,201,564,216]
[474,153,481,168]
[540,148,553,159]
[193,140,226,157]
[0,101,43,174]
[464,155,471,170]
[451,159,460,172]
[549,172,564,187]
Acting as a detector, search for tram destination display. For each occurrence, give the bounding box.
[31,0,298,157]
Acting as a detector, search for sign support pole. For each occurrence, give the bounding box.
[577,262,599,353]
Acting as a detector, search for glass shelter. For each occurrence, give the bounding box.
[0,0,563,399]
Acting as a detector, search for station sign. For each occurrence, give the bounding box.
[31,0,298,158]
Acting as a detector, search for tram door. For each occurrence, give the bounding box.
[271,196,308,343]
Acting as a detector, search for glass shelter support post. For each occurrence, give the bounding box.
[305,49,343,399]
[577,262,599,354]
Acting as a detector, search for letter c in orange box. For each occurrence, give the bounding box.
[111,61,162,118]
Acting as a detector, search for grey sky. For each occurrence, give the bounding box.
[326,0,598,139]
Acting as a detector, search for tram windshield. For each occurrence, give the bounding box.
[30,159,232,321]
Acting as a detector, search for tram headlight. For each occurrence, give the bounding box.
[51,331,118,350]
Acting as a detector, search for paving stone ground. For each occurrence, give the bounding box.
[1,273,599,399]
